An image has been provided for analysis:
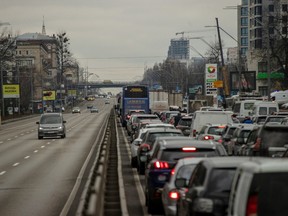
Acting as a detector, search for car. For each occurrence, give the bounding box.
[178,157,248,216]
[230,123,255,155]
[90,106,99,113]
[196,123,226,142]
[36,113,66,139]
[144,138,227,215]
[137,128,184,174]
[263,115,286,125]
[242,123,288,157]
[219,123,241,155]
[175,115,192,136]
[87,104,93,109]
[105,99,110,104]
[251,115,267,125]
[189,110,233,138]
[161,157,206,216]
[72,106,81,114]
[126,114,160,136]
[227,158,288,216]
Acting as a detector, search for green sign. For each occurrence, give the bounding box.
[257,72,284,79]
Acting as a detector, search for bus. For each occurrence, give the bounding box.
[120,85,150,127]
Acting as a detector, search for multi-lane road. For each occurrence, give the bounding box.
[0,98,153,216]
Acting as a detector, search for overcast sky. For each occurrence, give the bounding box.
[2,0,240,83]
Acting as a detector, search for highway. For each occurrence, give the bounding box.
[0,98,125,215]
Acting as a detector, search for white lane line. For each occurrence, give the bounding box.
[7,138,11,141]
[13,163,20,167]
[46,142,51,145]
[0,141,3,144]
[41,146,45,148]
[34,150,38,153]
[0,171,6,176]
[20,134,25,136]
[14,135,18,138]
[24,156,30,159]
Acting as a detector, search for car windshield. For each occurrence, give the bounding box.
[40,115,62,124]
[178,118,192,126]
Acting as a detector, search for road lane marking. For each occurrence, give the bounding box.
[13,163,20,167]
[34,150,38,153]
[24,156,30,159]
[0,141,3,144]
[0,171,6,175]
[41,146,45,148]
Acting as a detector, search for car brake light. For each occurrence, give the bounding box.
[254,138,261,151]
[246,194,258,216]
[218,138,223,143]
[171,168,175,175]
[140,143,150,152]
[154,161,169,169]
[169,189,179,200]
[182,147,196,152]
[204,135,214,140]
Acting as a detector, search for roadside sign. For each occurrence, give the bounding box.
[213,80,223,88]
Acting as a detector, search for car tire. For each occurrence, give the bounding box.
[38,135,43,140]
[131,157,137,168]
[61,134,66,139]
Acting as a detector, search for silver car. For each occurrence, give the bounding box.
[36,113,66,139]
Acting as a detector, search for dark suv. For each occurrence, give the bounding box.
[144,137,227,215]
[177,157,247,216]
[243,124,288,157]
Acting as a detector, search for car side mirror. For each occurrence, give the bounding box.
[175,178,187,188]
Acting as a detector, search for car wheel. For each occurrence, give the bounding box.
[38,135,43,140]
[138,163,145,175]
[131,157,137,168]
[61,134,66,139]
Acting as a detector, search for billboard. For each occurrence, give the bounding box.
[3,84,20,98]
[205,64,218,96]
[43,90,56,101]
[230,71,256,94]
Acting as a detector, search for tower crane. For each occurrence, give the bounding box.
[175,29,214,38]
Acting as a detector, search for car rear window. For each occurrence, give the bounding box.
[176,164,197,182]
[208,126,225,135]
[178,118,192,126]
[262,127,288,147]
[160,148,217,162]
[207,168,236,194]
[249,173,288,216]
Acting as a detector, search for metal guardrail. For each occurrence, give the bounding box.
[77,110,120,216]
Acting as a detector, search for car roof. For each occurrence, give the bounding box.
[200,157,250,168]
[157,137,219,149]
[238,158,288,173]
[41,112,62,116]
[175,157,208,167]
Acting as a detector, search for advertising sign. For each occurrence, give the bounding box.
[205,64,218,95]
[230,71,256,93]
[43,90,56,101]
[3,84,20,98]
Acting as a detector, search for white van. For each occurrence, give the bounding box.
[189,110,233,138]
[232,100,258,122]
[250,101,279,117]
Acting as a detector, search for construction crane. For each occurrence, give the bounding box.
[175,29,214,37]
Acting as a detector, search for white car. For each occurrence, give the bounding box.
[281,102,288,109]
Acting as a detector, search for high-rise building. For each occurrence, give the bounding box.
[167,38,190,60]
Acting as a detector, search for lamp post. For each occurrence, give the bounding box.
[56,32,70,112]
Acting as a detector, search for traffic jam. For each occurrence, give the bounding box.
[120,93,288,216]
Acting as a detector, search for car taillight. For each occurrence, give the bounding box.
[254,138,261,151]
[171,168,175,175]
[218,138,223,143]
[204,135,214,140]
[153,161,169,169]
[182,147,196,152]
[169,189,179,200]
[126,115,131,119]
[140,144,150,152]
[246,194,258,216]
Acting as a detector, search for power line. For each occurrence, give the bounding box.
[76,56,166,60]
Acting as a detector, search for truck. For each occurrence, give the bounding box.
[149,90,169,114]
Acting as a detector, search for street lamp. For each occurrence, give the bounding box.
[56,32,70,111]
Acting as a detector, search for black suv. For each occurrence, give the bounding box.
[243,124,288,157]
